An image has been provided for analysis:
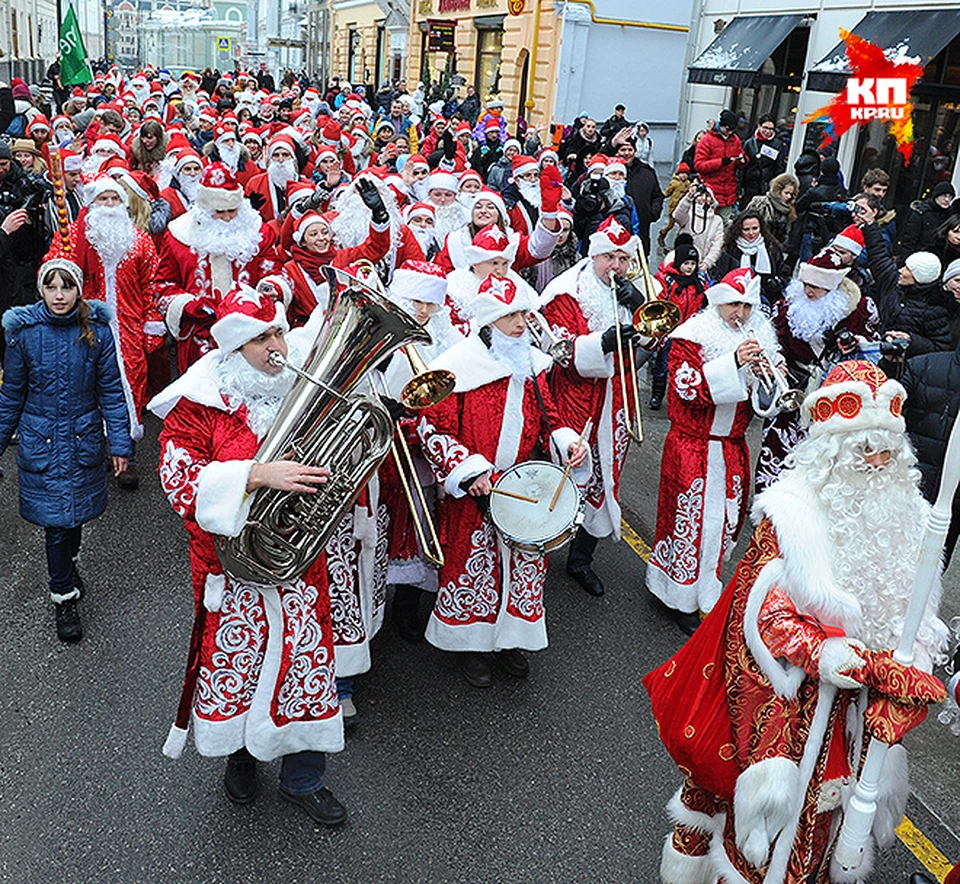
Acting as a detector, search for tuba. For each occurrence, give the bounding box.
[215,265,431,585]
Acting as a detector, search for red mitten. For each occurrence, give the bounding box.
[864,697,929,742]
[540,164,563,216]
[181,297,217,324]
[865,649,947,706]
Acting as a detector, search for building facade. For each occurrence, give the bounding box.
[0,0,86,83]
[679,0,960,215]
[325,0,408,91]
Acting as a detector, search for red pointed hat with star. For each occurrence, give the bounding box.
[211,283,289,353]
[588,214,640,258]
[804,359,905,437]
[706,267,761,307]
[197,162,244,212]
[472,273,536,327]
[463,223,520,267]
[390,259,448,305]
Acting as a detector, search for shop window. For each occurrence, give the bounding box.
[475,27,503,100]
[348,27,361,84]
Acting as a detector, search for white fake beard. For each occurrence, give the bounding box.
[191,202,263,264]
[82,154,107,177]
[458,192,477,213]
[55,127,74,146]
[219,142,241,171]
[607,180,627,201]
[408,223,439,255]
[215,342,302,439]
[179,173,200,204]
[784,279,850,343]
[576,263,628,334]
[489,327,536,378]
[410,179,429,202]
[434,202,468,237]
[85,204,135,267]
[268,158,298,189]
[517,179,542,209]
[786,429,948,663]
[331,182,402,249]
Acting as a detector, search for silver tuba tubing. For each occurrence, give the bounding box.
[215,265,431,585]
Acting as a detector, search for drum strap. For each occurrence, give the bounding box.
[530,374,557,455]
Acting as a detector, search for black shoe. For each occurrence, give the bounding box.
[460,652,493,688]
[494,648,529,679]
[674,609,701,636]
[117,464,140,490]
[72,564,85,600]
[567,567,605,597]
[648,394,663,410]
[279,786,348,826]
[909,875,937,884]
[55,600,83,642]
[392,584,425,643]
[224,750,259,805]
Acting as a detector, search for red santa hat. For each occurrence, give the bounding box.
[174,150,203,176]
[798,248,849,291]
[26,116,50,135]
[586,154,608,175]
[539,148,558,166]
[292,211,332,245]
[463,224,519,266]
[484,118,501,134]
[180,70,200,83]
[390,260,448,305]
[315,144,338,164]
[166,131,193,154]
[804,360,905,438]
[319,120,342,145]
[267,134,296,161]
[604,159,627,178]
[92,132,127,158]
[214,124,236,146]
[119,169,160,203]
[832,224,865,257]
[510,154,539,179]
[85,173,129,206]
[257,274,293,309]
[706,267,761,307]
[558,207,574,229]
[212,284,289,354]
[473,187,507,222]
[286,179,315,205]
[427,171,459,194]
[405,153,429,173]
[588,215,639,258]
[459,169,482,190]
[403,202,436,224]
[59,148,82,172]
[198,108,218,126]
[196,162,244,212]
[456,121,472,138]
[472,274,535,328]
[241,126,264,145]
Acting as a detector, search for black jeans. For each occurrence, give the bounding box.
[567,527,599,573]
[45,525,82,601]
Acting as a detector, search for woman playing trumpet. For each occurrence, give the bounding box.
[646,267,785,635]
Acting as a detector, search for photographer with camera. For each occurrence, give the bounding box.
[572,156,636,251]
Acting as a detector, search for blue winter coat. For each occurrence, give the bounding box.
[0,300,133,528]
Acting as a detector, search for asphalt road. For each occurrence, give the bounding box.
[2,389,960,883]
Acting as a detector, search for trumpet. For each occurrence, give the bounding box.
[525,310,573,367]
[732,318,803,412]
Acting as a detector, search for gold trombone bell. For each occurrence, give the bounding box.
[400,345,456,409]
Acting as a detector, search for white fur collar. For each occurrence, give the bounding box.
[167,211,197,248]
[147,350,230,419]
[673,306,781,363]
[430,333,552,393]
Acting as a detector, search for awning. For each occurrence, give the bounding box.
[807,10,960,93]
[688,14,805,87]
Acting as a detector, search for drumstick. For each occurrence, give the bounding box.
[490,488,539,504]
[549,418,593,512]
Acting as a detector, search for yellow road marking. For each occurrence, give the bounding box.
[621,516,956,878]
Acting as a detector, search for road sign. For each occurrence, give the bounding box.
[217,37,231,51]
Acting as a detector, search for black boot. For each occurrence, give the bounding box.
[392,584,425,642]
[224,748,259,804]
[566,528,604,597]
[55,599,83,642]
[909,874,937,884]
[649,376,667,410]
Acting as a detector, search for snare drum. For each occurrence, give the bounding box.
[489,461,584,554]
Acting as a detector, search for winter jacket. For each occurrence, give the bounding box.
[654,261,707,323]
[739,134,787,205]
[693,126,745,207]
[900,197,953,256]
[0,300,132,527]
[864,221,955,356]
[623,159,663,252]
[663,174,691,218]
[710,238,785,305]
[744,173,799,247]
[671,187,724,270]
[559,130,604,180]
[793,150,820,196]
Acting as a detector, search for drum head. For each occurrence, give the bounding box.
[490,461,580,545]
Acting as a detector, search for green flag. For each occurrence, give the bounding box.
[59,6,92,86]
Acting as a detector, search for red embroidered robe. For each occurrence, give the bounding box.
[416,335,583,652]
[151,353,342,761]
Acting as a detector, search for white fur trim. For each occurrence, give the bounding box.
[660,833,716,884]
[550,426,592,484]
[733,756,800,868]
[50,588,80,603]
[162,723,189,759]
[211,301,288,354]
[798,261,848,292]
[197,181,243,211]
[666,786,722,834]
[573,331,614,379]
[167,212,197,248]
[147,351,231,419]
[708,821,750,884]
[195,459,255,536]
[828,834,875,882]
[588,230,639,258]
[873,742,909,849]
[804,378,906,438]
[203,572,226,613]
[463,230,520,266]
[143,320,167,337]
[164,292,195,338]
[742,559,806,699]
[444,452,494,498]
[819,636,867,689]
[495,376,526,470]
[702,351,747,405]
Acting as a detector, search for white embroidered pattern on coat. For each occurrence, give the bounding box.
[435,519,499,623]
[326,515,366,645]
[507,551,545,621]
[651,477,705,584]
[674,361,702,401]
[723,474,743,556]
[159,440,202,517]
[372,503,390,616]
[195,585,267,719]
[417,415,469,485]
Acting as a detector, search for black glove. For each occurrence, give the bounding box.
[601,323,636,354]
[248,191,266,211]
[614,275,645,312]
[721,156,733,166]
[443,131,456,161]
[298,187,327,213]
[380,395,406,423]
[357,177,389,225]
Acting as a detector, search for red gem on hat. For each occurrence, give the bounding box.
[479,274,517,306]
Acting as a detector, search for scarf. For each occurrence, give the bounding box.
[289,243,334,281]
[736,236,772,274]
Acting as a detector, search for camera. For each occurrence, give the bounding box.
[879,338,909,359]
[578,176,610,217]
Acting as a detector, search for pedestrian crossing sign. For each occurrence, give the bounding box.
[217,37,231,51]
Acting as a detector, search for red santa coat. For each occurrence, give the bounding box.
[45,217,162,438]
[154,210,283,371]
[434,218,560,274]
[159,186,189,220]
[149,350,342,761]
[644,468,945,884]
[541,258,636,541]
[416,335,585,652]
[244,171,306,223]
[646,308,779,615]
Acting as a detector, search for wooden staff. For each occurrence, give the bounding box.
[549,418,592,512]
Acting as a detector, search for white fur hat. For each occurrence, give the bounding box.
[804,360,905,437]
[463,224,519,266]
[472,275,535,327]
[427,171,459,194]
[85,173,129,206]
[705,267,761,307]
[588,215,639,258]
[196,162,244,212]
[391,260,448,305]
[798,248,849,291]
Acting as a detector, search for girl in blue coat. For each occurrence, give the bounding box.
[0,258,133,642]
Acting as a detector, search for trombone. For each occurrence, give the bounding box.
[732,318,803,412]
[525,310,573,367]
[609,274,645,444]
[629,244,681,339]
